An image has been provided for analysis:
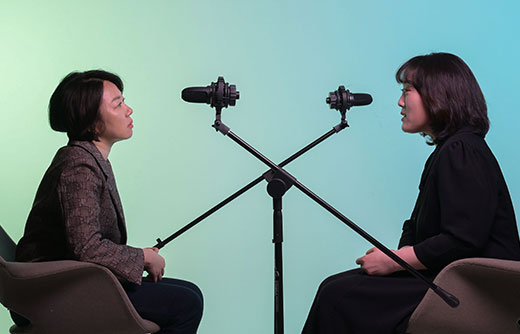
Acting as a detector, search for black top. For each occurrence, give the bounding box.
[398,128,520,272]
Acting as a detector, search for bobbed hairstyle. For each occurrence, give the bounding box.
[395,52,488,144]
[49,70,123,141]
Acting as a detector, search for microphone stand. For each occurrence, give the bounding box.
[154,120,348,249]
[157,80,459,334]
[156,82,352,250]
[209,116,459,334]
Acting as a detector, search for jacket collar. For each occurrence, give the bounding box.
[68,140,112,180]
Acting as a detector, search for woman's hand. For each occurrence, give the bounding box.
[356,247,400,276]
[143,247,165,283]
[355,246,426,276]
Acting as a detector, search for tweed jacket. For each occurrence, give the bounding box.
[398,128,520,272]
[16,141,144,284]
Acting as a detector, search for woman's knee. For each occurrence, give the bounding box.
[172,281,204,321]
[316,270,364,305]
[162,278,201,291]
[184,281,204,305]
[186,285,204,316]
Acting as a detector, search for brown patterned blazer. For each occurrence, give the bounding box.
[16,141,144,284]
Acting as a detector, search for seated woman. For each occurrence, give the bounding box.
[14,70,203,334]
[302,52,520,334]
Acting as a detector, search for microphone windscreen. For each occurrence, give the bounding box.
[182,87,211,103]
[352,93,373,106]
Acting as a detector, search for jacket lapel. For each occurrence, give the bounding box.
[68,141,128,243]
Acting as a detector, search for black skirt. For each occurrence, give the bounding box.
[302,268,434,334]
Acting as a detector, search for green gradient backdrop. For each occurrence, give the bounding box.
[1,1,519,332]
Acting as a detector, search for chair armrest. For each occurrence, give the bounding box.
[2,259,97,278]
[407,257,520,334]
[435,257,520,276]
[0,258,159,334]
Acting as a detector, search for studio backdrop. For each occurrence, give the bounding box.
[1,1,518,333]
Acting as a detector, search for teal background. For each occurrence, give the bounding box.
[1,1,519,332]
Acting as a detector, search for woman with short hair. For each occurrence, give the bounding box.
[14,70,203,334]
[302,53,520,333]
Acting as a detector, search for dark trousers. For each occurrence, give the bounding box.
[123,277,203,334]
[302,268,431,334]
[10,310,30,327]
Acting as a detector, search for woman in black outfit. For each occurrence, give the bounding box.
[302,52,520,334]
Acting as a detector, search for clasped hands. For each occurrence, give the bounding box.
[143,245,422,281]
[143,247,166,283]
[356,245,425,276]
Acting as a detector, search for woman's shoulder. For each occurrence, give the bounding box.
[50,141,106,177]
[433,127,498,176]
[54,141,102,164]
[438,127,490,156]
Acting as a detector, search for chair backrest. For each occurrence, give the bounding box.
[0,224,160,334]
[0,225,16,262]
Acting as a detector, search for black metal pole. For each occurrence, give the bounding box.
[221,126,459,308]
[273,197,284,334]
[154,122,348,249]
[266,174,291,334]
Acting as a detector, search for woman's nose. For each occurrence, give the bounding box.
[398,94,405,108]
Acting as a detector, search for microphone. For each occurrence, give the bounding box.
[182,77,239,111]
[182,86,213,104]
[326,85,372,112]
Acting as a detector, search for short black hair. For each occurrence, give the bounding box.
[49,70,123,141]
[396,52,488,144]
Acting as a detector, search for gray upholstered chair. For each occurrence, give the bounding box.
[0,225,160,334]
[407,257,520,334]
